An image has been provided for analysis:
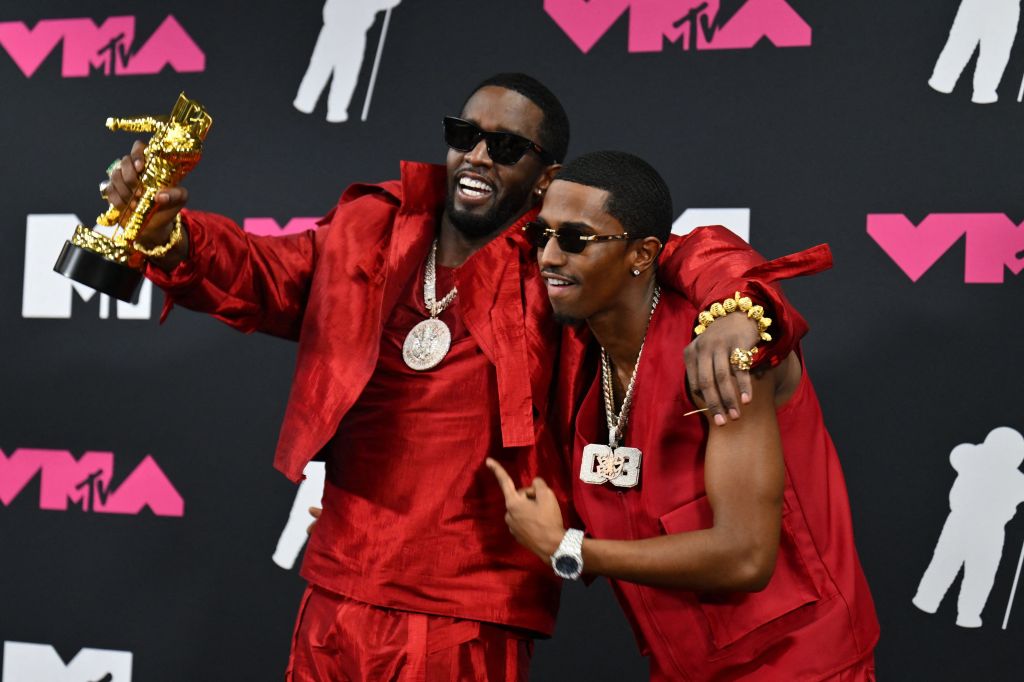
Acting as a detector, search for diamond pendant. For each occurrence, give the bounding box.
[402,317,452,371]
[579,443,642,488]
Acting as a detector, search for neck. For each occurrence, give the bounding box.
[436,209,528,267]
[587,277,658,379]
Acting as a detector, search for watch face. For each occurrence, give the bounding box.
[555,555,580,575]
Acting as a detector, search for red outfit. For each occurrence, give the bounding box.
[569,289,879,681]
[287,586,531,682]
[145,162,810,672]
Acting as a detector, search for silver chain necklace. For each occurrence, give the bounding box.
[402,239,458,371]
[424,239,458,316]
[601,286,660,447]
[580,285,660,488]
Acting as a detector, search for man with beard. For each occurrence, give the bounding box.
[489,151,879,680]
[107,75,808,679]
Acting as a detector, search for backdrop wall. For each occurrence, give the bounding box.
[2,1,1023,680]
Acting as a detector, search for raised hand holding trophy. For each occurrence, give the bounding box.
[53,92,212,302]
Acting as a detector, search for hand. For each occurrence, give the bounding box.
[683,312,760,426]
[107,140,190,259]
[306,506,321,536]
[485,458,565,561]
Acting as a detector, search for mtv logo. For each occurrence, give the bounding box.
[867,213,1024,283]
[545,0,811,54]
[22,214,153,319]
[673,208,750,243]
[0,15,204,79]
[2,641,132,682]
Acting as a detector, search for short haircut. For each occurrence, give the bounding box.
[556,151,673,244]
[467,73,570,164]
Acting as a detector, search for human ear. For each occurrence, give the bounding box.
[629,236,663,274]
[533,163,561,197]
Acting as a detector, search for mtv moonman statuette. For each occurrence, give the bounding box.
[53,92,212,302]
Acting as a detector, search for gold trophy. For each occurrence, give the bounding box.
[54,92,213,302]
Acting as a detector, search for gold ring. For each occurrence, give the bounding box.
[729,346,758,371]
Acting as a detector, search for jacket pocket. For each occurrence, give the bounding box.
[658,494,821,651]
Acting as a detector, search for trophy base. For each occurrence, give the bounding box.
[54,240,144,303]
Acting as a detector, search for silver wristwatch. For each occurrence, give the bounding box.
[551,528,584,580]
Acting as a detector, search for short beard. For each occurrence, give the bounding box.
[445,184,533,239]
[553,312,584,327]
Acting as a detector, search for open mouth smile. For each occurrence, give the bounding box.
[456,172,495,203]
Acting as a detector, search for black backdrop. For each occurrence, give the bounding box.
[2,1,1023,680]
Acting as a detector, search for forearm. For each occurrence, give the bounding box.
[660,227,830,367]
[657,226,768,307]
[582,524,778,592]
[146,209,318,338]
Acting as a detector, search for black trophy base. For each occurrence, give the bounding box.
[54,240,143,303]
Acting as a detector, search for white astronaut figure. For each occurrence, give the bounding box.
[913,427,1024,627]
[272,461,325,570]
[293,0,401,122]
[928,0,1021,103]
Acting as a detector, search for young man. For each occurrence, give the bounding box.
[106,76,807,679]
[489,151,879,680]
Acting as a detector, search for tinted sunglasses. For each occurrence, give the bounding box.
[523,221,631,255]
[443,116,558,165]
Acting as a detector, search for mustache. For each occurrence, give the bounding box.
[456,164,497,187]
[540,267,578,284]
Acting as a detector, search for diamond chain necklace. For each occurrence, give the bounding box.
[425,239,458,317]
[601,286,661,448]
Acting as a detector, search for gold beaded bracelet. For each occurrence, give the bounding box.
[134,212,184,259]
[694,291,773,343]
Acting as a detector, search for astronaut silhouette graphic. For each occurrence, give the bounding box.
[293,0,401,123]
[913,427,1024,627]
[928,0,1021,103]
[272,461,325,570]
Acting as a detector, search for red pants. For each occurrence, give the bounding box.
[285,586,533,681]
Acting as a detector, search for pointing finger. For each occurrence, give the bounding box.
[485,458,518,503]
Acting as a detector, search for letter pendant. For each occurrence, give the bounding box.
[579,443,641,488]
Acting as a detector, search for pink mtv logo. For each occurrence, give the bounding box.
[867,214,1024,283]
[0,15,204,78]
[545,0,811,54]
[243,217,320,237]
[0,448,184,516]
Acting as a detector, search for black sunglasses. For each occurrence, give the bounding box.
[443,116,558,165]
[523,221,631,255]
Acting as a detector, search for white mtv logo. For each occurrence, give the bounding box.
[2,641,132,682]
[672,208,750,243]
[22,215,152,319]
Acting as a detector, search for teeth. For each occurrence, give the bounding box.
[545,278,572,287]
[459,177,493,197]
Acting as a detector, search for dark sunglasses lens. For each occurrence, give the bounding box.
[486,134,531,165]
[444,118,479,151]
[524,222,549,248]
[556,227,587,254]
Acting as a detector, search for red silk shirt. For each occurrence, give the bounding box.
[145,162,811,633]
[570,288,879,680]
[302,230,570,633]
